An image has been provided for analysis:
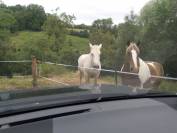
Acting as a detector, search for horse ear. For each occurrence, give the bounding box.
[89,43,93,48]
[127,40,130,46]
[99,44,102,49]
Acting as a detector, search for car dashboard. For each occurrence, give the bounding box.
[1,97,177,133]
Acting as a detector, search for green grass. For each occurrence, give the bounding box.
[0,76,61,92]
[0,71,116,92]
[10,31,47,47]
[158,80,177,92]
[39,63,69,77]
[10,31,89,53]
[1,73,177,93]
[8,31,177,93]
[65,35,89,53]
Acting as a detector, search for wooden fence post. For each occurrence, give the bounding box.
[32,56,38,87]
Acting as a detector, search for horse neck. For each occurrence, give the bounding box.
[124,55,140,72]
[89,53,94,67]
[123,55,130,71]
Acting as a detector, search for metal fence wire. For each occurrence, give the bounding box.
[1,60,177,88]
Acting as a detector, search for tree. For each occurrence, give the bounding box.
[0,7,16,76]
[0,8,16,30]
[25,4,46,31]
[91,18,113,32]
[90,18,125,68]
[89,30,116,68]
[134,0,177,76]
[92,18,113,32]
[0,8,16,58]
[59,47,79,66]
[7,5,27,31]
[114,11,141,68]
[7,4,46,31]
[42,12,75,52]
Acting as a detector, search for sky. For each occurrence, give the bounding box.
[3,0,150,25]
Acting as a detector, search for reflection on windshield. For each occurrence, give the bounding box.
[0,0,177,97]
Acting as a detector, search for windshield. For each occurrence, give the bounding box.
[0,0,177,103]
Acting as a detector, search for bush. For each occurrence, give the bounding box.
[59,47,80,66]
[69,30,89,38]
[164,54,177,77]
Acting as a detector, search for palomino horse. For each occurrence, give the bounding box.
[121,41,164,89]
[78,43,102,85]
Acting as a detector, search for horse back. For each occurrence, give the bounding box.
[145,61,164,87]
[146,61,164,76]
[78,54,90,67]
[120,61,164,88]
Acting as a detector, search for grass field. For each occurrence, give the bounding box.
[0,74,115,92]
[2,31,176,93]
[10,31,89,53]
[158,80,177,92]
[1,72,177,93]
[65,35,89,53]
[0,76,60,91]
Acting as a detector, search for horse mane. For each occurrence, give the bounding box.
[123,42,140,72]
[126,42,140,55]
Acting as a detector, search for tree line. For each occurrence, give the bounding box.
[89,0,177,77]
[0,0,177,77]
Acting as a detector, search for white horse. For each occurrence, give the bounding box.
[78,43,102,85]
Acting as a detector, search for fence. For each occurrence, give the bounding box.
[1,57,177,89]
[0,56,37,88]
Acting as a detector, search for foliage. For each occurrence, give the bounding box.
[59,46,80,66]
[42,12,75,52]
[7,31,89,75]
[89,30,116,68]
[159,80,177,92]
[10,31,58,61]
[69,29,89,38]
[89,18,118,68]
[92,18,113,32]
[74,24,91,30]
[25,4,46,31]
[64,35,89,54]
[6,4,46,31]
[0,0,177,78]
[114,11,141,68]
[40,64,67,77]
[138,0,177,76]
[0,8,16,30]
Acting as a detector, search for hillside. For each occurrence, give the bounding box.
[10,31,89,54]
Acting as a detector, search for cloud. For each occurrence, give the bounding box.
[4,0,150,25]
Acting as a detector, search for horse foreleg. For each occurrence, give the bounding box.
[84,72,89,84]
[94,77,97,86]
[132,88,137,93]
[87,76,90,84]
[140,83,144,89]
[79,71,82,85]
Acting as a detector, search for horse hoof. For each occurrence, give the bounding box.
[132,88,137,93]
